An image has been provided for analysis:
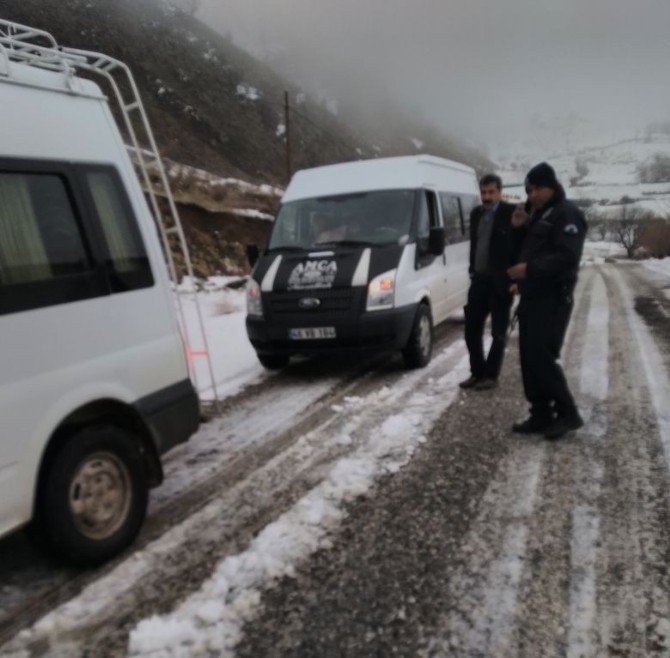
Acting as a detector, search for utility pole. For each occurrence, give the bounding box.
[284,91,292,185]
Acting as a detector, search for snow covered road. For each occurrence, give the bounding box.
[2,260,670,657]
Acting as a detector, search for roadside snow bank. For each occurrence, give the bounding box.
[176,280,267,400]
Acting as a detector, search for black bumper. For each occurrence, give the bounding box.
[246,303,418,356]
[134,379,200,455]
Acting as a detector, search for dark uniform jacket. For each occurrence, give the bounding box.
[518,186,587,300]
[469,201,525,295]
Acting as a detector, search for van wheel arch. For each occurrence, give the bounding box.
[33,400,162,521]
[402,299,434,369]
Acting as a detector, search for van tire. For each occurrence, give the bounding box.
[257,353,290,370]
[36,425,149,565]
[402,303,433,369]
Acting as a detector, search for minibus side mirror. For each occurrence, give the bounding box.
[246,244,260,268]
[428,227,445,256]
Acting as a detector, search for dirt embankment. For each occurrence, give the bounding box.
[144,157,282,277]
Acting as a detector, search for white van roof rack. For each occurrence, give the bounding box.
[0,19,221,409]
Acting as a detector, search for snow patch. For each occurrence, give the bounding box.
[229,208,274,221]
[236,84,261,101]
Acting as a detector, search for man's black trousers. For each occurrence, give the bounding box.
[518,294,578,418]
[464,275,513,379]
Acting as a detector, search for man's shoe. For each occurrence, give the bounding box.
[459,375,480,389]
[512,416,553,434]
[474,377,498,391]
[544,413,584,440]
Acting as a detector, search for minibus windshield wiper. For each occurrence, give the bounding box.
[312,239,376,248]
[266,245,307,253]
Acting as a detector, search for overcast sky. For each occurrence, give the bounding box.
[198,0,670,159]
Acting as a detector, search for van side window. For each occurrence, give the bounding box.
[415,191,430,248]
[459,194,477,236]
[85,170,153,292]
[415,190,440,267]
[439,193,463,244]
[0,172,91,286]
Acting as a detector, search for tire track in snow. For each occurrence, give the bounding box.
[565,267,609,658]
[598,264,670,655]
[502,268,597,658]
[422,268,597,657]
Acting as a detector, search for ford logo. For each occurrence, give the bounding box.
[298,297,321,310]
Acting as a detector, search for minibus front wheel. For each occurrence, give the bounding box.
[36,425,149,565]
[402,303,433,369]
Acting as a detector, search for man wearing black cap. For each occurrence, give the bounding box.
[459,174,525,390]
[507,162,586,439]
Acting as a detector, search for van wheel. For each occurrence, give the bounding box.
[402,303,433,369]
[257,353,290,370]
[36,425,149,565]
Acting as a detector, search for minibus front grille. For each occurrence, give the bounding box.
[267,289,358,316]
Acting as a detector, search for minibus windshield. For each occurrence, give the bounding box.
[268,189,415,251]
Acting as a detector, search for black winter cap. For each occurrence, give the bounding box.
[525,162,560,191]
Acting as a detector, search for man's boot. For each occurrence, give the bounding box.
[544,412,584,440]
[459,375,480,389]
[512,413,553,434]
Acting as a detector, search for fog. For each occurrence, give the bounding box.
[198,0,670,159]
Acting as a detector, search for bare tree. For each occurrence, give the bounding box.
[638,153,670,183]
[570,158,589,186]
[592,219,610,241]
[611,203,653,258]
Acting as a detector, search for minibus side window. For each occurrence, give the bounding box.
[0,173,91,286]
[439,193,463,244]
[0,169,108,315]
[415,190,440,267]
[415,191,430,251]
[84,169,154,293]
[459,194,477,236]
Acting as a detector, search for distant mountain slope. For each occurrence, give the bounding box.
[498,132,670,219]
[1,0,491,185]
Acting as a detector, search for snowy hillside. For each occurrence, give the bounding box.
[497,132,670,219]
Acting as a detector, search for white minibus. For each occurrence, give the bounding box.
[246,155,477,368]
[0,27,199,563]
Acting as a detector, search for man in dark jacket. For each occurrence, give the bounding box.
[507,162,587,439]
[460,174,526,390]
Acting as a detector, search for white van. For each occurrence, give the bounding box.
[246,155,478,368]
[0,31,199,563]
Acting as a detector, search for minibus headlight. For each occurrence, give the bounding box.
[246,279,263,317]
[367,269,396,311]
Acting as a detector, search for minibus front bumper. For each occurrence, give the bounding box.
[246,303,418,356]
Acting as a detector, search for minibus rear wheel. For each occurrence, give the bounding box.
[402,303,433,369]
[37,425,149,565]
[257,352,290,370]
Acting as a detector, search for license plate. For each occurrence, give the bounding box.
[288,327,336,340]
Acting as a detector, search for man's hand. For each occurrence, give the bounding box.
[511,203,529,228]
[507,262,528,280]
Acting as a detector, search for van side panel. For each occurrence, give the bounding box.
[0,76,194,537]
